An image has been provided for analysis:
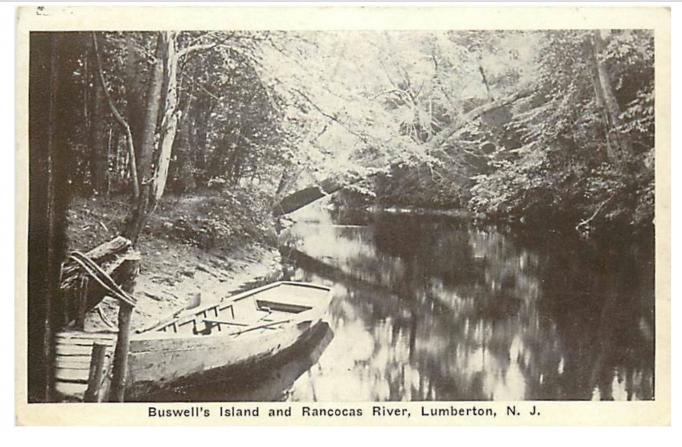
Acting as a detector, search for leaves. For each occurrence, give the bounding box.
[467,30,654,230]
[63,29,654,233]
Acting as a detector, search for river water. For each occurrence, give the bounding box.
[158,205,655,402]
[277,206,655,401]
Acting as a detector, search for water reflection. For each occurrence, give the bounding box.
[281,207,654,401]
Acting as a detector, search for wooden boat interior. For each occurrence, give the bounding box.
[151,282,328,337]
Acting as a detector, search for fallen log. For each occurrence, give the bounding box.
[273,173,362,217]
[59,236,140,327]
[60,236,131,282]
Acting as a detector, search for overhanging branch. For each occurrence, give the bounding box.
[428,87,534,148]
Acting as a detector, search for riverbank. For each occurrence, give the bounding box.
[65,192,282,331]
[328,201,653,240]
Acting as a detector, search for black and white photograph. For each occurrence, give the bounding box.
[16,5,670,426]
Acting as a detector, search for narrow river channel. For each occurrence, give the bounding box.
[157,205,654,402]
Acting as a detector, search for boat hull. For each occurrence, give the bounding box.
[126,316,324,399]
[142,322,334,402]
[125,281,331,399]
[53,281,332,402]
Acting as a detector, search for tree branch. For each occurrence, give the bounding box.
[575,193,616,233]
[92,32,140,199]
[177,42,218,59]
[291,87,371,145]
[428,87,534,148]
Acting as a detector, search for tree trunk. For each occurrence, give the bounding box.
[274,88,534,216]
[170,86,196,192]
[82,47,91,189]
[109,125,122,190]
[427,87,533,148]
[125,33,146,168]
[92,33,139,199]
[123,33,164,243]
[28,32,70,402]
[273,172,363,216]
[105,126,113,195]
[588,31,632,164]
[151,31,180,203]
[123,32,181,243]
[226,120,243,184]
[193,95,212,184]
[136,33,165,184]
[585,39,611,162]
[89,47,108,194]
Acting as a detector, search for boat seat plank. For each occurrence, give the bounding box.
[256,300,312,314]
[202,319,249,327]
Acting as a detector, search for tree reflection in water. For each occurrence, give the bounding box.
[282,207,654,401]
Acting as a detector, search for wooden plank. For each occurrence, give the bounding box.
[56,339,116,348]
[55,367,90,382]
[56,358,95,369]
[54,382,86,401]
[56,345,97,356]
[55,345,114,357]
[202,319,248,327]
[130,332,237,354]
[57,331,118,340]
[256,300,312,314]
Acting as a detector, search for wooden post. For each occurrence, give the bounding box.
[84,343,108,402]
[109,303,133,402]
[108,253,140,402]
[75,275,89,330]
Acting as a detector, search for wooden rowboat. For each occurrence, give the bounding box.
[142,322,334,402]
[54,281,333,401]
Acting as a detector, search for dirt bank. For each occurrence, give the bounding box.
[65,193,282,330]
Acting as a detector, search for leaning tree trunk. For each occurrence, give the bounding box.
[125,33,146,166]
[124,32,181,244]
[136,33,165,187]
[588,31,633,164]
[585,38,611,162]
[273,88,534,216]
[273,172,363,216]
[151,31,180,203]
[123,34,164,243]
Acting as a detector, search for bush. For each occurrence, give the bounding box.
[152,188,277,251]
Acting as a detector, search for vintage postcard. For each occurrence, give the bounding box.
[15,5,670,426]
